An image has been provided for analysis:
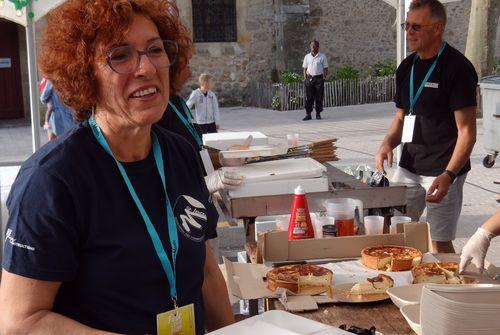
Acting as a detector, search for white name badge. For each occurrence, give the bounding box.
[401,115,416,143]
[424,82,439,88]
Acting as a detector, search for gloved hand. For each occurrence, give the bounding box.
[204,170,244,194]
[459,227,495,274]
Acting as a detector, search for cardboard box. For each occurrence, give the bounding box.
[262,222,431,263]
[224,223,500,313]
[223,257,336,312]
[224,223,430,312]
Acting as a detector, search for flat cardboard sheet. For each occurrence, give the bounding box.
[223,257,277,300]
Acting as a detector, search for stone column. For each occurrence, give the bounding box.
[465,0,500,77]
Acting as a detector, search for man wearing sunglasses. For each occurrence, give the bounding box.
[375,0,478,253]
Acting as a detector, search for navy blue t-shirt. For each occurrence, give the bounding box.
[3,123,218,334]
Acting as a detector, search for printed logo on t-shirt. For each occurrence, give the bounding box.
[174,195,207,242]
[5,228,36,251]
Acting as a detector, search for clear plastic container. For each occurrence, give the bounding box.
[323,198,357,236]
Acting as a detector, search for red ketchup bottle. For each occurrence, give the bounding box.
[288,185,315,240]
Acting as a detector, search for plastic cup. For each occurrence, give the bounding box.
[313,216,332,239]
[286,133,299,147]
[275,214,291,231]
[364,215,385,235]
[390,215,412,234]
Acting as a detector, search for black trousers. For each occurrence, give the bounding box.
[196,122,217,134]
[304,75,325,115]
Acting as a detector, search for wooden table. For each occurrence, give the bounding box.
[268,298,415,335]
[222,163,407,248]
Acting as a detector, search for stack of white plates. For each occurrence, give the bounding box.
[415,284,500,335]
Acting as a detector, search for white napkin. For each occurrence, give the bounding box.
[322,253,439,287]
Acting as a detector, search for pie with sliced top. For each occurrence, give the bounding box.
[266,264,333,295]
[411,262,475,284]
[361,245,422,271]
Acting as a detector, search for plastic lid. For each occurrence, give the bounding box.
[294,185,305,195]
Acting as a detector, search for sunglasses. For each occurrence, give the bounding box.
[400,22,435,32]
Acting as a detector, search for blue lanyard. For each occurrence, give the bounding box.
[169,100,202,148]
[409,42,446,115]
[88,116,179,304]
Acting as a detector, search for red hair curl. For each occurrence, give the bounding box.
[39,0,193,121]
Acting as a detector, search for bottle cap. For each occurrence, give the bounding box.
[294,185,305,195]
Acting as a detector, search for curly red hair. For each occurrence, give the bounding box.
[39,0,193,121]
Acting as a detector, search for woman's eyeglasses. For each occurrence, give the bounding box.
[400,22,435,32]
[106,39,178,74]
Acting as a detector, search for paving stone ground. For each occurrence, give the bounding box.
[1,102,499,264]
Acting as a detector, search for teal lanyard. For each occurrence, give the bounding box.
[169,100,202,148]
[409,42,446,115]
[88,116,179,305]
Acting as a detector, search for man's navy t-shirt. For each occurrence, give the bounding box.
[3,123,218,334]
[394,43,478,176]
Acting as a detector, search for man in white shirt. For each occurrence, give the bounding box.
[302,40,328,120]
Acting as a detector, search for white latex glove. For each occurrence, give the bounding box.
[204,170,244,194]
[459,227,495,274]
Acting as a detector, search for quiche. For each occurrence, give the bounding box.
[412,262,470,284]
[361,245,422,271]
[266,264,333,295]
[350,274,394,295]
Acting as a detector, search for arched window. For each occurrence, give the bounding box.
[192,0,237,43]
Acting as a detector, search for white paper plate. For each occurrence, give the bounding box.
[400,304,422,335]
[208,310,349,335]
[387,283,424,308]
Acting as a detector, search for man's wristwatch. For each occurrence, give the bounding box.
[443,170,456,182]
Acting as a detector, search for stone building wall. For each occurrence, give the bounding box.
[287,0,479,77]
[303,0,397,77]
[12,1,500,112]
[178,0,276,106]
[181,0,500,105]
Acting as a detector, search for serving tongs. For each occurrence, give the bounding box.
[244,146,310,164]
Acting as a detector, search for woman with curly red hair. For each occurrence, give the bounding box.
[0,1,234,334]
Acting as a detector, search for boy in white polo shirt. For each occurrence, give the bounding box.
[187,73,220,133]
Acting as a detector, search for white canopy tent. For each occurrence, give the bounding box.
[0,0,65,152]
[0,0,464,154]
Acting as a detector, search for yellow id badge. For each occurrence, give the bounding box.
[157,303,196,335]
